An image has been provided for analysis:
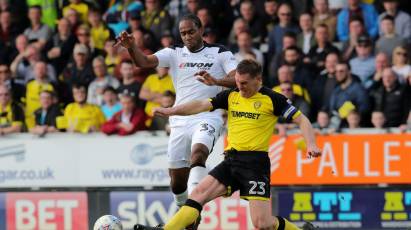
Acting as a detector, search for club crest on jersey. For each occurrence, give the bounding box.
[204,54,215,59]
[178,62,214,70]
[254,101,262,110]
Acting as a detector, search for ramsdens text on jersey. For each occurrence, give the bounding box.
[231,111,261,120]
[178,62,214,70]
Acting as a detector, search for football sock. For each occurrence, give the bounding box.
[173,190,188,207]
[164,199,202,230]
[187,165,208,194]
[274,216,301,230]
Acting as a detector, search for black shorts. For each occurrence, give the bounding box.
[209,149,271,201]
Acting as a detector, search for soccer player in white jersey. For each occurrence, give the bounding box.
[117,13,237,217]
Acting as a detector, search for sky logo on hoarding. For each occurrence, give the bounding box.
[0,145,25,162]
[380,191,411,228]
[290,192,361,227]
[130,144,167,165]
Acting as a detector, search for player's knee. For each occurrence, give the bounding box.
[170,178,187,194]
[190,148,208,165]
[251,215,273,230]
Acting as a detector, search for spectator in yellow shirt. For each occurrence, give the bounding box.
[25,61,55,129]
[139,67,174,120]
[62,83,105,133]
[88,7,114,50]
[63,0,89,23]
[0,85,24,135]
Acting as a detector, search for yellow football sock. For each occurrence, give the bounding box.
[274,216,301,230]
[164,204,200,230]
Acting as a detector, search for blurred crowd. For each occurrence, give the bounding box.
[0,0,410,137]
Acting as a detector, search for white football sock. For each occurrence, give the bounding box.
[187,166,208,194]
[173,190,188,207]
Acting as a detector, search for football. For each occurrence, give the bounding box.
[93,215,123,230]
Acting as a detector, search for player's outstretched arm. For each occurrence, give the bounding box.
[195,70,236,88]
[116,31,159,68]
[153,100,212,117]
[293,114,322,158]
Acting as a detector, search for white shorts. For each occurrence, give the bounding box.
[167,118,223,169]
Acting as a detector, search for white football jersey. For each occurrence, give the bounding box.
[154,43,237,125]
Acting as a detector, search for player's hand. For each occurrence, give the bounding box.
[307,145,322,158]
[114,31,135,49]
[153,107,173,117]
[195,71,218,86]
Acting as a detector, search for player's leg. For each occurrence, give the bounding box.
[167,126,192,207]
[249,200,301,230]
[163,175,227,230]
[188,120,222,194]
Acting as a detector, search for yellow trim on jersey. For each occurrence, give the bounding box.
[240,196,270,201]
[223,186,233,197]
[292,110,302,119]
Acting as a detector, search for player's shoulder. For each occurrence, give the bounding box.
[259,86,286,102]
[204,43,231,54]
[166,43,184,50]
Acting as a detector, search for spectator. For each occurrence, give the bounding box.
[25,61,55,129]
[140,0,172,41]
[26,0,57,30]
[273,65,311,104]
[267,31,297,84]
[23,5,52,50]
[341,16,366,61]
[11,44,57,84]
[202,27,218,44]
[369,68,409,127]
[263,0,278,34]
[101,91,147,135]
[60,43,94,104]
[105,0,143,35]
[313,0,337,41]
[349,35,375,89]
[29,90,62,135]
[228,18,249,50]
[117,60,143,106]
[312,110,331,133]
[378,0,411,43]
[376,15,406,59]
[336,0,378,41]
[0,63,24,103]
[104,39,121,77]
[329,62,370,119]
[234,31,264,66]
[87,56,120,106]
[391,45,411,84]
[370,52,390,89]
[160,33,174,48]
[279,81,311,118]
[280,46,314,89]
[88,7,113,51]
[346,110,361,129]
[100,86,122,120]
[63,7,81,33]
[0,0,28,33]
[399,110,411,132]
[196,6,215,32]
[371,110,386,129]
[267,3,299,55]
[139,67,174,122]
[60,83,105,133]
[0,10,20,47]
[239,0,265,44]
[311,52,339,114]
[0,85,24,135]
[305,24,339,72]
[150,90,175,131]
[9,34,29,67]
[45,18,77,75]
[75,24,102,58]
[297,12,316,54]
[63,0,89,23]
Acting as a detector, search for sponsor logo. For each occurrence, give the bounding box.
[0,144,25,162]
[130,144,167,165]
[231,111,261,120]
[178,62,214,70]
[111,191,253,230]
[6,192,88,230]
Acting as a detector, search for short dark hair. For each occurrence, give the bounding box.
[180,14,202,29]
[337,61,351,70]
[29,5,42,11]
[349,15,364,25]
[120,59,133,66]
[72,83,87,91]
[316,23,329,31]
[236,59,262,78]
[40,90,55,98]
[283,31,297,39]
[103,86,117,94]
[382,15,395,22]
